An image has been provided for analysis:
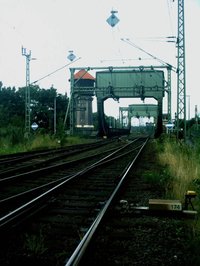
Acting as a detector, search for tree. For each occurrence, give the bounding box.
[0,82,69,134]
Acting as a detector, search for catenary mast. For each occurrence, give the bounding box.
[176,0,186,139]
[22,47,31,138]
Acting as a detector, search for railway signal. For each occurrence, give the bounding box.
[31,122,39,131]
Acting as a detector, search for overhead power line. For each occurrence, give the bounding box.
[31,57,81,85]
[121,38,176,72]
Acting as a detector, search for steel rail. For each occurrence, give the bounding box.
[0,140,112,177]
[0,141,129,185]
[0,140,105,162]
[65,137,149,266]
[0,139,140,207]
[0,139,141,230]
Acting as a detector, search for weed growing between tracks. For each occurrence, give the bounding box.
[1,136,200,265]
[155,136,200,265]
[24,229,48,257]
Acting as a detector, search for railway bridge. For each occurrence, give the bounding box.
[69,65,171,137]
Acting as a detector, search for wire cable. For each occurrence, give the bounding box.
[166,0,176,38]
[121,38,176,72]
[31,57,81,85]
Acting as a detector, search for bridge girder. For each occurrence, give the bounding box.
[69,66,171,138]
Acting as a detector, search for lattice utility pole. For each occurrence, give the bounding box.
[22,47,36,138]
[22,47,31,138]
[176,0,186,139]
[69,68,75,135]
[167,66,172,122]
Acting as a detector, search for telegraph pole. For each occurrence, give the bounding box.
[176,0,186,139]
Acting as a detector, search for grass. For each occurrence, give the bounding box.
[157,137,200,205]
[0,133,95,155]
[2,132,200,263]
[23,229,47,256]
[156,136,200,264]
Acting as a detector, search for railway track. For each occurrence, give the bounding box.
[0,139,110,177]
[0,139,126,208]
[0,137,148,265]
[77,140,198,266]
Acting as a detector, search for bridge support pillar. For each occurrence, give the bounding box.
[97,98,108,137]
[155,98,163,138]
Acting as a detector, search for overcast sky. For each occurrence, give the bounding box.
[0,0,200,119]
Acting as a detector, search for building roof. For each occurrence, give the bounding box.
[74,69,95,80]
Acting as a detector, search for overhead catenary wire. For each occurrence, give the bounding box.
[31,57,81,85]
[121,38,176,72]
[166,0,176,38]
[100,58,150,63]
[136,36,176,43]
